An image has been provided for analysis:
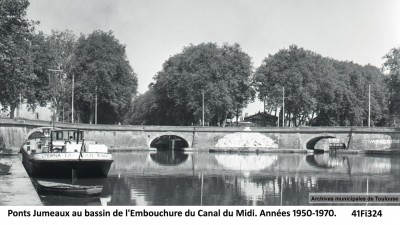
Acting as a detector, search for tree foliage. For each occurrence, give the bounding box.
[0,0,37,117]
[0,0,396,127]
[254,45,388,127]
[71,30,138,124]
[147,43,254,126]
[383,47,400,122]
[1,2,138,124]
[30,30,77,121]
[124,85,158,125]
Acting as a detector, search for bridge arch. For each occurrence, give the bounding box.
[149,134,189,150]
[305,135,346,150]
[25,127,54,140]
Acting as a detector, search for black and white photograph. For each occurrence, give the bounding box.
[1,0,400,217]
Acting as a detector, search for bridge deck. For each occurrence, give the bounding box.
[2,118,400,153]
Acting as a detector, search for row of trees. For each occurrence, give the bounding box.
[254,45,388,126]
[384,47,400,120]
[0,0,138,124]
[127,44,400,127]
[1,0,399,126]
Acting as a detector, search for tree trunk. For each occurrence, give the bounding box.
[9,105,16,119]
[89,102,94,124]
[302,114,307,125]
[235,106,239,126]
[221,112,228,127]
[264,96,266,113]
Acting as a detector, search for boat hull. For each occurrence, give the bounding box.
[31,179,104,197]
[21,150,113,178]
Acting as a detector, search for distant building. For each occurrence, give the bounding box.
[0,103,52,121]
[244,111,278,127]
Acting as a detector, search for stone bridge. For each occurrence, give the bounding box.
[1,118,400,152]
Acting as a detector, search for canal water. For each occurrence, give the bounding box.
[1,151,400,206]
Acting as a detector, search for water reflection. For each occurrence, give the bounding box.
[35,151,400,205]
[150,151,188,166]
[305,154,348,169]
[215,154,277,171]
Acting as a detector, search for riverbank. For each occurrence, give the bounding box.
[0,155,42,206]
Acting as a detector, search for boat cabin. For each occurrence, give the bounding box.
[51,129,84,144]
[49,129,87,153]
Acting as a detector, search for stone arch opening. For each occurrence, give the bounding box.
[28,131,45,139]
[26,127,53,140]
[306,136,346,151]
[150,135,189,151]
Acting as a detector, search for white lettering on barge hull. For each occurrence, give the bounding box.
[31,153,112,161]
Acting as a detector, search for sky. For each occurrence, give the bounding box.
[27,0,400,115]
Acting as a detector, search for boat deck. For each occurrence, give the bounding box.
[0,155,42,206]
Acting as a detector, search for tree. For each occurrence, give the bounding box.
[151,43,254,126]
[71,30,138,124]
[383,47,400,123]
[254,45,388,127]
[124,85,158,125]
[0,0,37,118]
[45,30,77,122]
[30,30,77,122]
[317,61,388,126]
[254,46,319,126]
